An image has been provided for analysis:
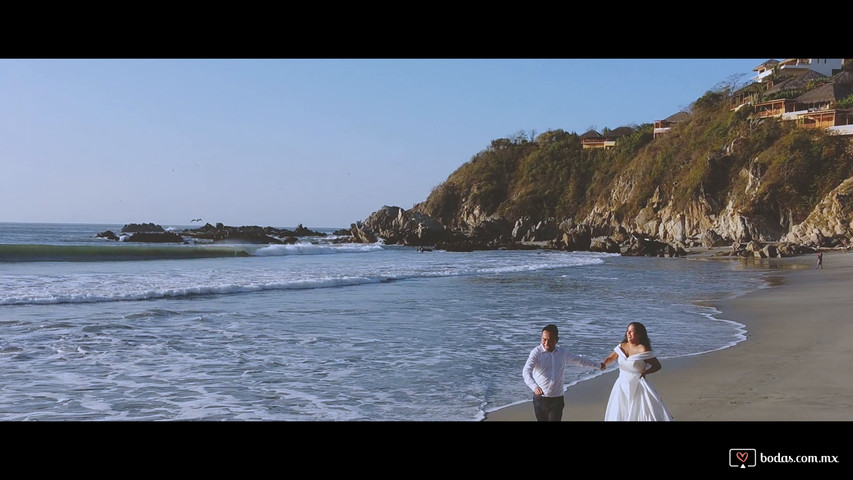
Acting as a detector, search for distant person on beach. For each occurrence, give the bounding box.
[523,323,604,422]
[601,322,674,421]
[817,250,823,269]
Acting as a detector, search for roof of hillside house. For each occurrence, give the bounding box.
[580,129,602,139]
[796,83,853,105]
[754,59,780,71]
[830,70,853,86]
[662,111,690,123]
[606,126,635,138]
[765,70,827,94]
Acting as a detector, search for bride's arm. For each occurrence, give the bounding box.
[640,357,662,378]
[601,351,618,370]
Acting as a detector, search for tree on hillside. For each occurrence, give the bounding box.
[715,72,750,94]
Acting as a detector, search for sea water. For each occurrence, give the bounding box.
[0,222,771,421]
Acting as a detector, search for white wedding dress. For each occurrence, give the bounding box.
[604,345,674,421]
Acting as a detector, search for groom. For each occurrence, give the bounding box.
[522,324,604,421]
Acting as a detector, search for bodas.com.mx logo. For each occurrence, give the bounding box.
[730,448,757,468]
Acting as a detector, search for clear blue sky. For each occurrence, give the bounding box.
[0,58,767,228]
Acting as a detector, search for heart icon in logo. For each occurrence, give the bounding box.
[736,452,749,463]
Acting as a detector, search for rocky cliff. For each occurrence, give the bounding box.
[352,89,853,257]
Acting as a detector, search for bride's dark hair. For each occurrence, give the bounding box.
[623,321,651,349]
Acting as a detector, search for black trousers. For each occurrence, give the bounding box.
[533,394,564,422]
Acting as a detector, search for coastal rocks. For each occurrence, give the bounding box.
[622,234,687,257]
[720,240,809,258]
[121,222,166,233]
[511,217,532,241]
[467,218,513,245]
[775,242,816,256]
[354,174,853,255]
[700,229,729,248]
[95,223,186,243]
[521,218,561,242]
[96,222,327,244]
[124,231,186,243]
[353,205,693,256]
[352,205,519,250]
[186,223,327,243]
[183,223,283,243]
[349,198,840,260]
[358,205,454,246]
[784,177,853,246]
[590,236,622,254]
[95,230,119,241]
[349,221,378,244]
[552,227,591,252]
[577,171,853,251]
[181,223,327,244]
[580,159,808,246]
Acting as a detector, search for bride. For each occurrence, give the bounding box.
[601,322,674,421]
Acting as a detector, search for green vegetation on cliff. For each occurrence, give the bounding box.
[415,85,853,236]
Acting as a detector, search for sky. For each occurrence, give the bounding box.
[0,58,768,229]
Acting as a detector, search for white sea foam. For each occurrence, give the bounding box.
[253,242,385,256]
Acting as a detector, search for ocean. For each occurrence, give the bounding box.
[0,222,775,421]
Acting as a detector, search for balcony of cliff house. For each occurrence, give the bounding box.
[581,136,624,149]
[729,92,756,111]
[729,83,765,111]
[580,129,605,149]
[798,109,853,133]
[653,112,690,139]
[653,120,675,139]
[753,98,799,118]
[581,127,635,149]
[581,137,608,149]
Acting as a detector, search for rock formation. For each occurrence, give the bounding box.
[96,222,328,244]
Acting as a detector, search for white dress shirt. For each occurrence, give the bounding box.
[523,344,599,397]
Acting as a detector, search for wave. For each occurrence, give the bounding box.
[0,251,606,306]
[254,242,385,256]
[0,275,388,305]
[0,241,384,263]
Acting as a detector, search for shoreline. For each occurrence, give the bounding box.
[483,247,853,422]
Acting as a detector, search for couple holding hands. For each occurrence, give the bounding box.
[522,322,674,422]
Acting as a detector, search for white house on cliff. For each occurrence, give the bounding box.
[752,58,844,83]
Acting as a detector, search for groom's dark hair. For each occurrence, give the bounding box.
[543,324,559,339]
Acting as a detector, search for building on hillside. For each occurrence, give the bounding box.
[653,111,689,138]
[730,82,764,111]
[752,59,780,83]
[830,70,853,86]
[776,58,844,78]
[580,129,604,149]
[732,69,829,111]
[604,126,635,148]
[752,58,844,83]
[753,98,800,119]
[580,127,635,149]
[794,81,853,135]
[749,71,853,135]
[763,69,828,97]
